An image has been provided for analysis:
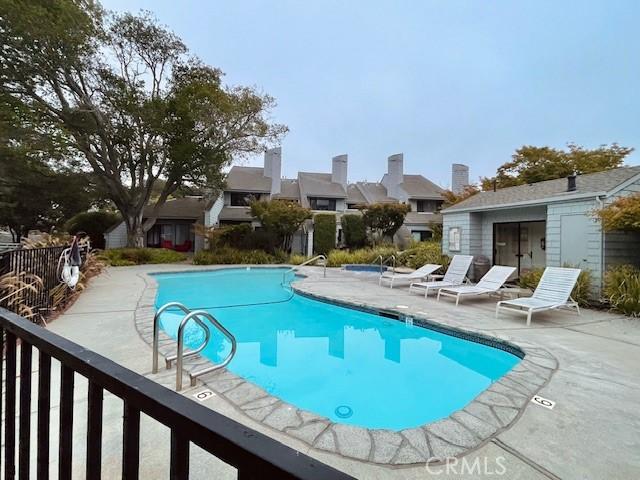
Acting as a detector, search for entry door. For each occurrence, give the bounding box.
[494,221,546,276]
[560,215,590,268]
[494,223,519,269]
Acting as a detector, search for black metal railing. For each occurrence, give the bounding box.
[0,307,354,480]
[0,246,87,320]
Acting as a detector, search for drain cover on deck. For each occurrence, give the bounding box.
[335,405,353,418]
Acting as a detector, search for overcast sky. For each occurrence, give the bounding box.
[102,0,640,188]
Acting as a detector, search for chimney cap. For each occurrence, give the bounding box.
[567,172,577,192]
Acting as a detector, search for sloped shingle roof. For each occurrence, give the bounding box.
[400,175,444,199]
[444,166,640,213]
[298,172,347,199]
[346,184,367,205]
[218,206,253,221]
[142,197,205,219]
[404,212,443,225]
[355,182,396,204]
[226,166,271,192]
[273,179,300,200]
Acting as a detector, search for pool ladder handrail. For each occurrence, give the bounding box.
[282,254,327,285]
[373,254,396,275]
[152,302,238,391]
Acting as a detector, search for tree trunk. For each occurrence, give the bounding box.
[125,214,146,248]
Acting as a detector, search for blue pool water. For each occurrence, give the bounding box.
[342,264,388,273]
[155,268,520,430]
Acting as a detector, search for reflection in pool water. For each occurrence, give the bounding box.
[155,268,519,430]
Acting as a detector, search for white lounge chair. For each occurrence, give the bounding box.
[437,265,516,306]
[409,255,473,297]
[379,263,442,288]
[495,267,581,326]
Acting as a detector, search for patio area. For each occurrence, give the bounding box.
[46,265,640,479]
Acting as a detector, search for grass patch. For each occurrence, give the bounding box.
[99,248,186,266]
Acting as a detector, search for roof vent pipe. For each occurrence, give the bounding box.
[567,173,577,192]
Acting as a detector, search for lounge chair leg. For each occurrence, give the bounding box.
[455,295,460,307]
[437,291,441,302]
[575,304,581,316]
[495,303,501,318]
[526,310,532,327]
[424,287,429,299]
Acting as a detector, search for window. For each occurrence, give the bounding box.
[230,192,257,206]
[347,203,359,210]
[309,197,337,211]
[411,230,433,242]
[448,227,461,252]
[416,200,443,212]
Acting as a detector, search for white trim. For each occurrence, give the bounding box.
[604,171,640,197]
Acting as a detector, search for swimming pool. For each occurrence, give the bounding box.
[154,268,520,431]
[341,264,388,273]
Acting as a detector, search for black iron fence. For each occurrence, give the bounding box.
[0,307,353,480]
[0,246,86,320]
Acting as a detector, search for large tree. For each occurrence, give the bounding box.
[360,203,411,244]
[481,143,633,190]
[0,1,286,246]
[250,200,312,252]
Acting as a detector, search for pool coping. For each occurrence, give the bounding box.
[133,266,558,466]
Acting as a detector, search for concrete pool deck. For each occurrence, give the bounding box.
[46,264,640,479]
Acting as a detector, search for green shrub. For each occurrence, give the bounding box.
[99,248,186,266]
[65,211,121,249]
[192,247,285,265]
[397,241,449,271]
[314,214,336,255]
[326,245,397,267]
[289,253,307,265]
[518,266,592,306]
[604,265,640,316]
[518,268,543,291]
[341,214,367,248]
[203,224,280,252]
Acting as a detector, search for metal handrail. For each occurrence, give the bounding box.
[178,310,237,391]
[373,254,396,274]
[282,254,326,284]
[152,302,210,374]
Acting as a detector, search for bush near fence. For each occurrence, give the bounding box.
[0,245,94,322]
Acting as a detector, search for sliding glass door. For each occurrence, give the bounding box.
[493,221,546,276]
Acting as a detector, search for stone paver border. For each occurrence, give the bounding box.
[133,267,558,465]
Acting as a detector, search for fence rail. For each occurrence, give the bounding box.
[0,246,86,320]
[0,307,354,480]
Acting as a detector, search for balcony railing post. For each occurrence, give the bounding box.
[122,401,141,480]
[58,366,74,480]
[5,331,17,480]
[19,342,33,480]
[170,430,189,480]
[37,352,52,480]
[86,381,103,480]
